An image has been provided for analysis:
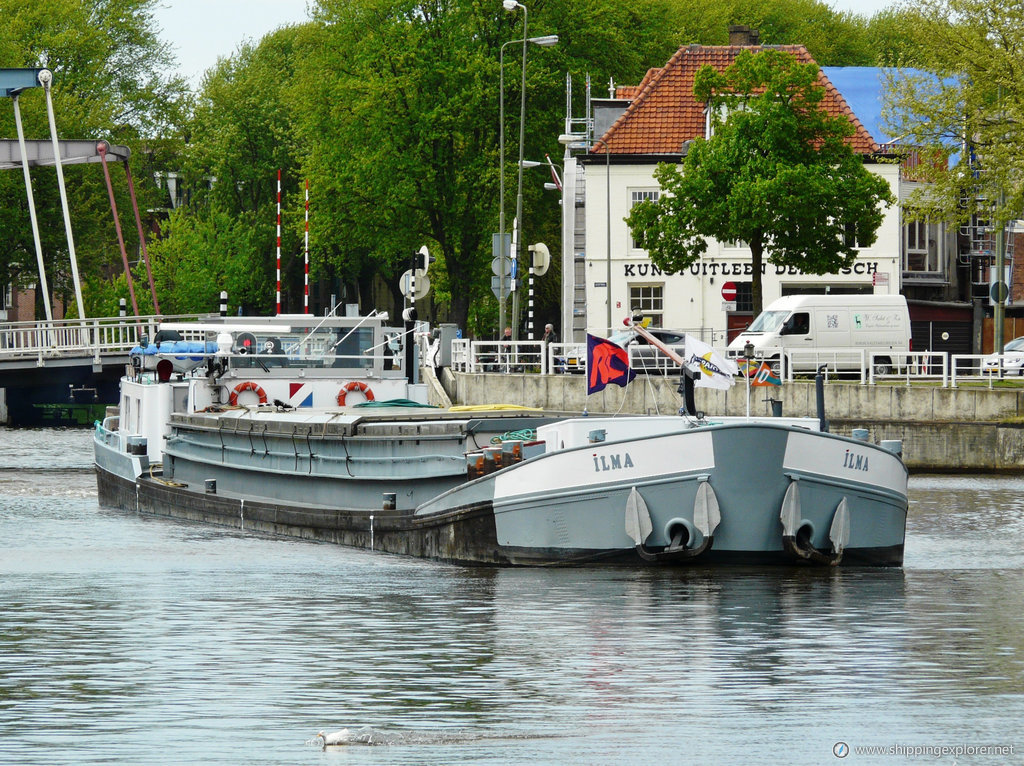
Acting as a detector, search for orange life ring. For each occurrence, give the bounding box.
[337,381,375,407]
[229,381,268,406]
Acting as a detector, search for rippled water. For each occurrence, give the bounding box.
[1,428,1023,764]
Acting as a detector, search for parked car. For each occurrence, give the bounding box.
[983,336,1024,375]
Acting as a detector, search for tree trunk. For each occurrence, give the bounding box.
[750,232,765,317]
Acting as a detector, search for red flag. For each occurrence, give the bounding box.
[587,334,637,394]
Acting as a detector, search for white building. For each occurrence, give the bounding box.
[557,31,936,347]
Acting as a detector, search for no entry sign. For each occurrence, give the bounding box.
[721,281,737,301]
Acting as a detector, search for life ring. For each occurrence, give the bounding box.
[229,381,268,406]
[337,381,375,406]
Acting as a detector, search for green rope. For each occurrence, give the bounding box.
[490,428,537,444]
[353,398,438,408]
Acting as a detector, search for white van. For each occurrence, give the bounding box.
[727,294,911,375]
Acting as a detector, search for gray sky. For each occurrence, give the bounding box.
[154,0,899,85]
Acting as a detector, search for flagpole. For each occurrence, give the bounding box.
[745,363,751,419]
[743,342,753,419]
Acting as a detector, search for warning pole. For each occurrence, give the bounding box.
[276,169,282,315]
[304,179,310,314]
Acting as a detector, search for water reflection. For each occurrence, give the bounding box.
[1,430,1023,764]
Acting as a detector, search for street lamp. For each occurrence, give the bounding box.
[560,132,612,335]
[519,158,562,188]
[498,1,555,338]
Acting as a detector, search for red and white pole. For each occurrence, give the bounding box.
[304,179,310,314]
[276,169,282,315]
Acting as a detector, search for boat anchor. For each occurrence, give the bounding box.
[780,480,850,565]
[626,480,721,562]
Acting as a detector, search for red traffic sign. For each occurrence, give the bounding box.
[721,281,737,301]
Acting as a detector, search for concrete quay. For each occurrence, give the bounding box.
[435,371,1024,472]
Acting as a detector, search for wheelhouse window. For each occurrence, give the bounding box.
[629,284,664,327]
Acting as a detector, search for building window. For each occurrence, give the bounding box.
[735,282,753,313]
[903,220,944,273]
[629,284,664,326]
[844,222,862,249]
[630,190,659,249]
[704,102,746,138]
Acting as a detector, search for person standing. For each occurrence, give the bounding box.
[542,323,558,344]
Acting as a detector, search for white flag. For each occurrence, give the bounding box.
[685,335,738,390]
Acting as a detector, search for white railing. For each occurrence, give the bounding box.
[949,354,1024,388]
[868,352,948,386]
[781,348,867,381]
[443,338,1024,388]
[0,314,206,365]
[466,340,549,374]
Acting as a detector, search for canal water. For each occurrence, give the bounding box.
[1,428,1022,765]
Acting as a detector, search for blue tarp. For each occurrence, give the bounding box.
[130,341,217,358]
[823,66,958,151]
[822,67,890,144]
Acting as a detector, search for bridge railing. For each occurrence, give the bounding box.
[0,314,207,363]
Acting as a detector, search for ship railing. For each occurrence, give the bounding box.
[94,416,121,450]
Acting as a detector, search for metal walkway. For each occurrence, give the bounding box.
[0,315,200,380]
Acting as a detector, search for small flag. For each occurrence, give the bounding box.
[685,335,738,390]
[587,334,636,395]
[745,360,781,387]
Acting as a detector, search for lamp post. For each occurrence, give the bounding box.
[498,16,558,339]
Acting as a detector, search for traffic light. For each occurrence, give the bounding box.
[417,245,436,273]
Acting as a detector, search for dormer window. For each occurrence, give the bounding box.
[704,101,746,138]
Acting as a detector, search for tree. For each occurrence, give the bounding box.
[626,49,894,316]
[291,0,698,332]
[0,0,189,318]
[177,27,307,314]
[881,0,1024,230]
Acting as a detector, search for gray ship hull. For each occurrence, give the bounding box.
[95,416,907,567]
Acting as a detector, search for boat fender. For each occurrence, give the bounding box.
[337,381,375,406]
[229,381,268,406]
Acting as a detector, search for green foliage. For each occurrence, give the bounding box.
[147,208,270,314]
[627,49,895,315]
[882,0,1024,229]
[33,0,896,332]
[0,0,190,319]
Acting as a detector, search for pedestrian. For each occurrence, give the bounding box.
[500,326,513,372]
[542,323,558,344]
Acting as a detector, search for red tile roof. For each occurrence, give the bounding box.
[601,44,877,156]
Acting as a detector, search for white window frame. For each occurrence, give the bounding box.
[630,189,660,251]
[629,283,664,327]
[903,219,944,274]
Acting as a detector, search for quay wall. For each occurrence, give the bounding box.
[445,372,1024,472]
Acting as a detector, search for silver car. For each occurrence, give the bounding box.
[983,336,1024,375]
